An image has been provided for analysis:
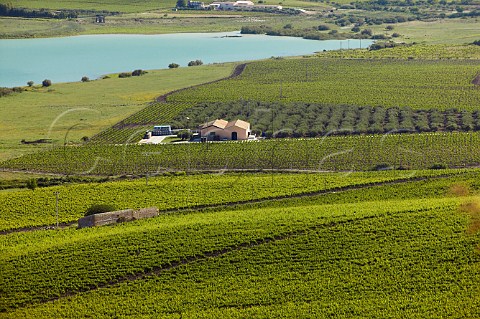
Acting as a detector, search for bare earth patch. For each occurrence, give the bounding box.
[473,73,480,85]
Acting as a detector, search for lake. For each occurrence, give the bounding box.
[0,32,373,87]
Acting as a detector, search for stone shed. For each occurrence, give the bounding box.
[78,207,159,229]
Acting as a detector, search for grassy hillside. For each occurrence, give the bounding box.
[1,171,479,317]
[0,63,233,161]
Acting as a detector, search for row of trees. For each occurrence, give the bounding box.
[0,4,77,19]
[171,101,480,138]
[168,61,203,68]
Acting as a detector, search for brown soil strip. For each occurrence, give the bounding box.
[473,73,480,86]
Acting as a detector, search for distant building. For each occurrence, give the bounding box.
[152,125,172,136]
[200,119,251,141]
[95,15,105,23]
[209,1,281,10]
[188,0,207,9]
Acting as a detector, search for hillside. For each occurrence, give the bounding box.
[1,171,479,317]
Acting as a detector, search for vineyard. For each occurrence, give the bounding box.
[318,44,480,60]
[3,132,480,175]
[0,170,460,232]
[1,172,479,317]
[80,55,480,144]
[166,58,480,110]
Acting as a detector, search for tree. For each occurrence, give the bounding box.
[361,29,373,36]
[26,178,37,190]
[177,130,193,141]
[168,63,180,68]
[81,76,89,82]
[176,0,187,7]
[188,60,203,66]
[27,81,34,87]
[132,69,147,76]
[42,79,52,87]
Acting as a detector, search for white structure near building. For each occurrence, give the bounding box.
[209,0,281,10]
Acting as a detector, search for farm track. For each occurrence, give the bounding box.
[0,171,463,236]
[155,63,246,103]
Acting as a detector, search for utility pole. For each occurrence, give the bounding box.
[55,192,59,228]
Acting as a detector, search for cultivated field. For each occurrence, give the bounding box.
[1,171,479,317]
[1,2,480,316]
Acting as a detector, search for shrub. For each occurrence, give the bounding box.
[169,63,180,68]
[361,29,372,36]
[351,26,360,32]
[473,40,480,46]
[81,76,89,82]
[85,204,117,216]
[118,72,131,78]
[430,163,447,170]
[177,130,193,140]
[27,81,34,87]
[386,25,394,30]
[392,32,401,38]
[372,34,388,40]
[42,79,52,87]
[26,178,37,190]
[132,69,147,76]
[188,60,203,66]
[318,24,330,31]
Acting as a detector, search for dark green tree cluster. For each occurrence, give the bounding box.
[0,3,77,18]
[187,60,203,66]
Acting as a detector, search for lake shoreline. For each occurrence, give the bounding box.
[0,32,373,87]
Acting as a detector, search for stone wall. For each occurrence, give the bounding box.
[78,207,159,229]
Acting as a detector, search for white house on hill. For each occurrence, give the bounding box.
[200,119,251,141]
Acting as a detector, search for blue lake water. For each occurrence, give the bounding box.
[0,32,373,87]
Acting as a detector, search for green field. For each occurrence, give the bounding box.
[1,0,480,314]
[0,169,463,231]
[0,63,233,162]
[3,133,480,175]
[0,0,178,13]
[76,51,480,144]
[0,0,329,13]
[167,58,480,109]
[0,171,479,317]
